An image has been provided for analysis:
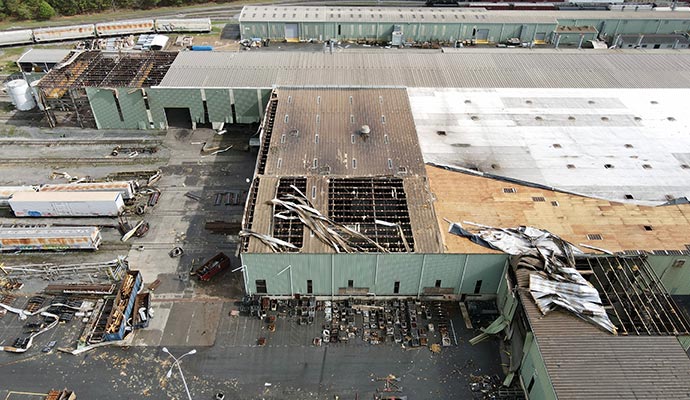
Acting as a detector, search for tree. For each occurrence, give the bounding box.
[36,0,54,19]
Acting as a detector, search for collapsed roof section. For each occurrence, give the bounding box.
[241,88,443,254]
[37,50,177,99]
[34,50,177,128]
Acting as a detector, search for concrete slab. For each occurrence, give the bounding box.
[160,301,223,347]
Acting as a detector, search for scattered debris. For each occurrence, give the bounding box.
[185,192,202,201]
[169,247,184,258]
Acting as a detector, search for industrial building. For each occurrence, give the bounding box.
[33,49,690,131]
[238,6,690,46]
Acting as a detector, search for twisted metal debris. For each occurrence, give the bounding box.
[449,221,617,334]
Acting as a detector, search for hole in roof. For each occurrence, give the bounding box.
[464,99,471,104]
[553,143,562,148]
[568,116,576,120]
[470,115,479,121]
[567,164,576,169]
[624,194,634,199]
[624,143,634,148]
[667,117,676,121]
[634,116,642,121]
[535,116,543,121]
[525,100,533,104]
[642,164,652,169]
[682,164,690,170]
[643,225,653,231]
[604,164,614,169]
[437,130,447,136]
[491,163,500,169]
[650,100,658,104]
[588,100,596,104]
[601,116,609,121]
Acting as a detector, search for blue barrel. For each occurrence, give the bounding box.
[191,45,213,51]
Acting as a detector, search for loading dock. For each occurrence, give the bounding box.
[164,107,193,129]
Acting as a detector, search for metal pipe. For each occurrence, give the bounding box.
[417,254,426,299]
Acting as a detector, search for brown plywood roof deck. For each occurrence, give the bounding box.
[427,165,690,254]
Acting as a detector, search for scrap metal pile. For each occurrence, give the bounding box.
[240,296,453,349]
[449,222,617,334]
[240,185,391,253]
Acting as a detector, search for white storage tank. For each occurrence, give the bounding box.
[9,191,125,217]
[33,24,96,42]
[5,80,36,111]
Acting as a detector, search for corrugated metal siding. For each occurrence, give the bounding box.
[205,89,233,123]
[516,268,690,399]
[648,255,690,295]
[242,253,510,296]
[460,254,507,294]
[147,88,204,128]
[158,51,690,89]
[233,88,262,124]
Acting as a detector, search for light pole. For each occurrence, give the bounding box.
[162,347,196,400]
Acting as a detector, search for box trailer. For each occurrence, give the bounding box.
[39,181,136,200]
[0,226,101,251]
[9,191,124,217]
[96,20,155,36]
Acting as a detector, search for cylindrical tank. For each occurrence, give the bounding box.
[5,80,35,111]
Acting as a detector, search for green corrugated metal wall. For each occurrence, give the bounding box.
[87,87,149,129]
[205,88,233,124]
[520,333,557,400]
[147,87,204,129]
[241,253,508,296]
[648,255,690,295]
[241,16,690,44]
[241,20,561,43]
[88,87,271,129]
[234,89,262,124]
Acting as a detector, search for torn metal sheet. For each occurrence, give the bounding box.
[449,221,616,334]
[266,186,390,253]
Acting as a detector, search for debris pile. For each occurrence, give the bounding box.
[241,185,391,253]
[449,221,616,334]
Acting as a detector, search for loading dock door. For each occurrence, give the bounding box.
[164,107,192,129]
[476,29,490,44]
[285,24,299,42]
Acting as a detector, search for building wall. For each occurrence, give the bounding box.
[86,87,271,129]
[648,255,690,295]
[240,252,508,296]
[241,20,560,44]
[520,332,557,400]
[241,15,690,44]
[87,87,150,129]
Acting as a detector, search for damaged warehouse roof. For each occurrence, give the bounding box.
[512,256,690,399]
[38,50,177,99]
[241,87,443,254]
[426,165,690,254]
[410,87,690,203]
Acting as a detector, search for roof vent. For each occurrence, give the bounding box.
[359,125,370,141]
